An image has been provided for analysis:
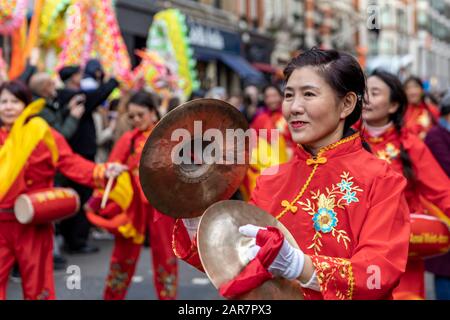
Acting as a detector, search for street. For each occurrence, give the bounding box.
[6,238,222,300]
[6,237,437,300]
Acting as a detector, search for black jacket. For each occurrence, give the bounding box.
[68,78,119,158]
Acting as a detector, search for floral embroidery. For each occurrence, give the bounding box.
[276,132,360,220]
[418,110,431,128]
[376,143,399,164]
[337,180,353,192]
[311,256,355,300]
[156,258,178,299]
[343,191,358,204]
[298,171,363,254]
[106,259,135,293]
[35,288,51,300]
[313,208,338,233]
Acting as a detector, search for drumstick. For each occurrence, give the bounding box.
[101,177,115,209]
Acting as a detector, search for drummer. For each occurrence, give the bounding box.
[174,48,412,300]
[0,80,126,300]
[359,70,450,299]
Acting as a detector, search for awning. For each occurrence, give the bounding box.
[193,46,265,84]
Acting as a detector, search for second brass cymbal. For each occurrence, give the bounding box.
[197,200,304,300]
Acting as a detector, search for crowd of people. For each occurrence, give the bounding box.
[0,47,449,300]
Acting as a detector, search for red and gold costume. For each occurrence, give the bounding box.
[362,126,450,299]
[174,133,411,299]
[0,100,108,300]
[102,127,178,300]
[404,102,440,140]
[241,108,293,200]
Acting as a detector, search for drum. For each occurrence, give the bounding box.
[14,188,80,224]
[409,213,450,259]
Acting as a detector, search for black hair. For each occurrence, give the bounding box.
[263,84,283,97]
[167,96,181,113]
[127,90,161,120]
[283,48,366,134]
[0,80,32,106]
[108,98,120,112]
[403,76,424,91]
[370,69,416,183]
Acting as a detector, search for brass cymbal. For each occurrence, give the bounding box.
[139,99,250,219]
[198,200,304,300]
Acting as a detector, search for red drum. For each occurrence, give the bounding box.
[14,188,80,224]
[409,213,450,259]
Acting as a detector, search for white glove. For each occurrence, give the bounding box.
[105,162,128,179]
[239,224,305,280]
[182,216,201,241]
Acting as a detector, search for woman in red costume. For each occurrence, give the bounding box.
[100,90,178,300]
[174,49,411,300]
[241,85,293,200]
[0,81,125,300]
[360,69,450,299]
[403,76,440,139]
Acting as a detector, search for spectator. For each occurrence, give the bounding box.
[93,99,118,163]
[60,59,119,255]
[29,72,85,140]
[227,93,242,110]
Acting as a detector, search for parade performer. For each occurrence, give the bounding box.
[0,81,126,300]
[92,90,178,300]
[403,76,440,139]
[174,49,411,300]
[360,70,450,299]
[240,85,293,200]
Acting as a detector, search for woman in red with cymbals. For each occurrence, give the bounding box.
[0,81,125,300]
[174,48,411,300]
[360,69,450,299]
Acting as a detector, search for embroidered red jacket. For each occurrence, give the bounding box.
[362,126,450,218]
[173,133,411,300]
[404,102,440,139]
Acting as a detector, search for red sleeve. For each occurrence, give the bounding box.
[108,130,135,164]
[310,171,410,300]
[172,219,204,272]
[53,129,106,189]
[407,135,450,217]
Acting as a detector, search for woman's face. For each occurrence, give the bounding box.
[363,76,399,127]
[282,67,355,154]
[264,87,282,111]
[128,103,157,131]
[0,89,26,128]
[404,80,423,105]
